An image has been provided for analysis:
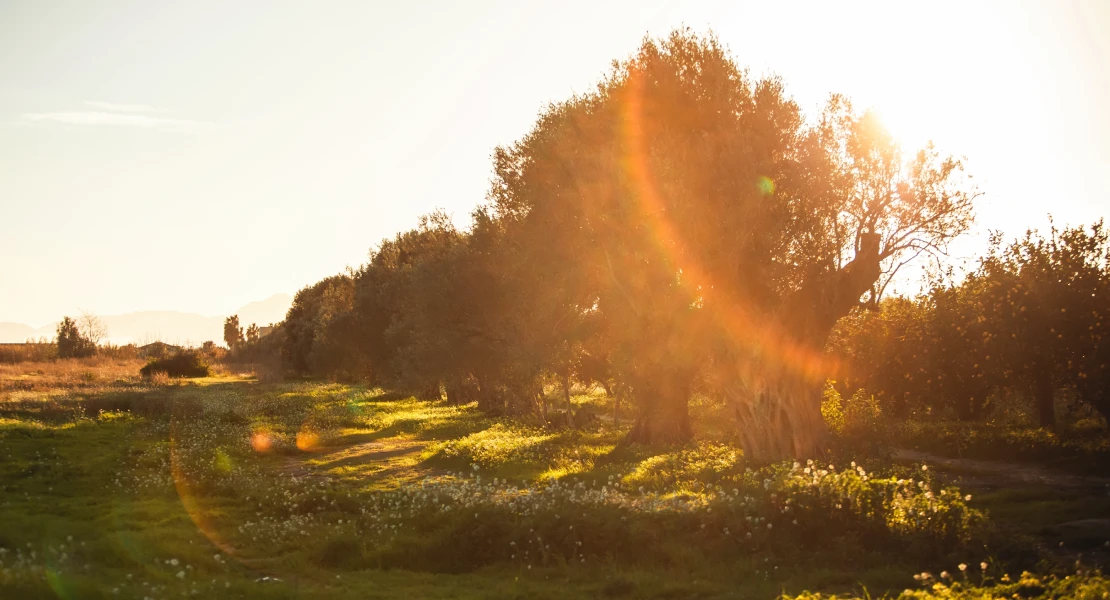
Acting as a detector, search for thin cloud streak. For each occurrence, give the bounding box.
[83,100,162,112]
[22,111,210,132]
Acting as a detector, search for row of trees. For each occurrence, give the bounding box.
[275,30,978,460]
[830,221,1110,426]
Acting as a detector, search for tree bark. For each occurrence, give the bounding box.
[729,374,826,461]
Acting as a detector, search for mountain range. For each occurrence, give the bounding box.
[0,294,293,346]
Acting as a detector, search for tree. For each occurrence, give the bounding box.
[78,311,108,347]
[246,323,260,343]
[56,316,95,358]
[979,220,1110,426]
[223,315,244,350]
[282,274,361,379]
[485,30,977,456]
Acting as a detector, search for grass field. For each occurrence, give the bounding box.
[1,360,1108,599]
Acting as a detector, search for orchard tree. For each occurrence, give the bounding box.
[282,274,359,378]
[487,29,977,457]
[980,221,1110,426]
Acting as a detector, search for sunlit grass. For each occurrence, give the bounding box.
[0,360,1106,598]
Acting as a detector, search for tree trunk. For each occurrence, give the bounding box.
[613,389,620,427]
[955,394,973,421]
[562,371,574,428]
[537,388,548,424]
[729,373,826,461]
[625,375,693,444]
[626,393,691,444]
[1034,375,1056,428]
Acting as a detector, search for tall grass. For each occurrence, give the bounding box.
[0,343,55,364]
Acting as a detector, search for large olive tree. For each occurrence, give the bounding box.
[487,30,976,458]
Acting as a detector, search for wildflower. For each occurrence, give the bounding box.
[176,571,185,579]
[980,562,988,571]
[922,465,928,472]
[940,571,949,579]
[965,494,972,501]
[958,563,967,572]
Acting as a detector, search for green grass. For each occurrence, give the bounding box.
[895,419,1110,475]
[0,374,1107,598]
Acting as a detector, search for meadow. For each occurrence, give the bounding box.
[0,358,1107,599]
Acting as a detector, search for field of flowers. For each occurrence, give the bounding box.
[0,364,1107,598]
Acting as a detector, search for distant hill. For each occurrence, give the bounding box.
[0,322,39,342]
[235,294,294,329]
[0,294,293,345]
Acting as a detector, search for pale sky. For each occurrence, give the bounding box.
[2,0,1108,327]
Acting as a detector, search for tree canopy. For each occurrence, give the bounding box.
[268,29,980,460]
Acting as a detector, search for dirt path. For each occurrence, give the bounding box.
[892,448,1110,491]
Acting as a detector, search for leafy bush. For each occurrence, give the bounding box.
[139,350,210,378]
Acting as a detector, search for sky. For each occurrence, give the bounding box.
[1,0,1108,328]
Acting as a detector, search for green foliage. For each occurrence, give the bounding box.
[822,383,882,436]
[282,274,361,379]
[55,316,95,359]
[832,221,1110,428]
[139,350,210,378]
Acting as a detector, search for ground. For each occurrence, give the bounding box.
[1,358,1108,599]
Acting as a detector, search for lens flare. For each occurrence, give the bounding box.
[169,415,238,563]
[757,176,775,196]
[618,68,838,388]
[250,431,273,453]
[295,429,320,452]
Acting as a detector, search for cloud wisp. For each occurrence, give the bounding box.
[22,102,210,132]
[82,100,163,113]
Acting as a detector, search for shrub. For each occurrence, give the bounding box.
[140,350,210,378]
